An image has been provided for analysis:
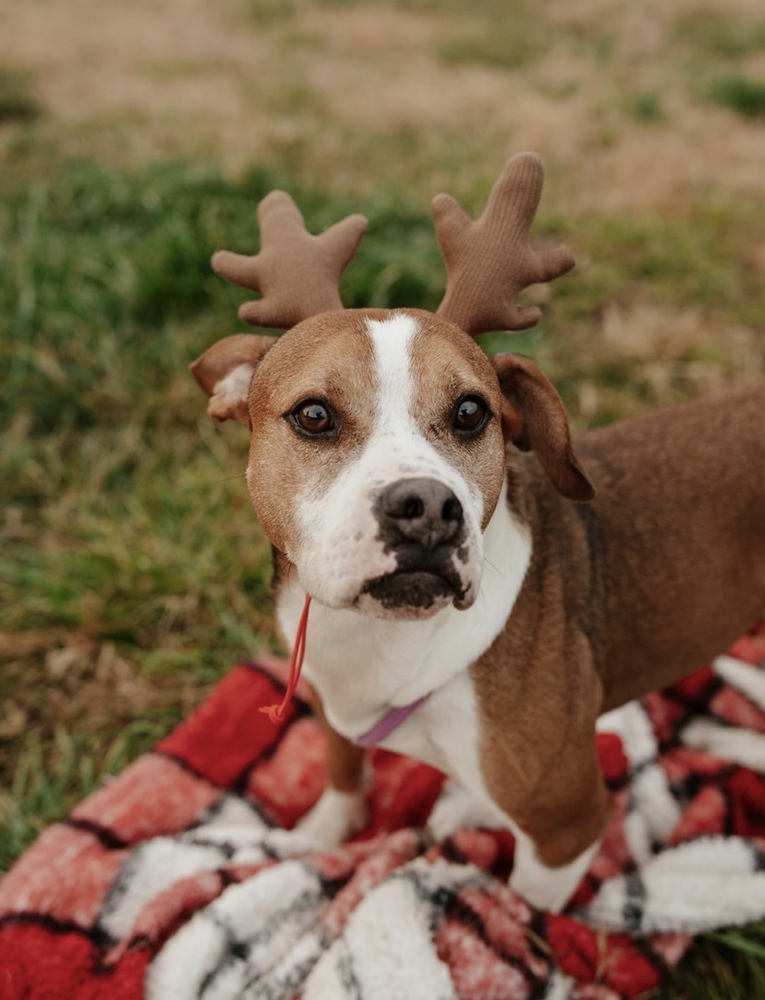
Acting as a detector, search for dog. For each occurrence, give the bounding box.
[191,153,765,911]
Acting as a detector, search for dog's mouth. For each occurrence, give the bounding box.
[360,568,467,615]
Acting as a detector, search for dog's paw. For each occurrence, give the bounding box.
[426,781,505,842]
[267,788,367,858]
[509,831,600,913]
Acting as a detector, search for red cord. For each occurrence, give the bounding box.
[260,594,312,724]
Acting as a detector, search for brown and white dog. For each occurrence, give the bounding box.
[192,154,765,911]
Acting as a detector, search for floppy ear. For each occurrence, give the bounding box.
[492,353,595,502]
[190,334,276,427]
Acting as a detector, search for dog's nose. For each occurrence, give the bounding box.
[377,478,464,550]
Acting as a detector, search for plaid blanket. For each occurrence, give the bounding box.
[1,625,765,1000]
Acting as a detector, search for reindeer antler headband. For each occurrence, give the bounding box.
[211,152,574,336]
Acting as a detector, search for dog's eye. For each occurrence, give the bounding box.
[453,395,489,435]
[292,400,334,435]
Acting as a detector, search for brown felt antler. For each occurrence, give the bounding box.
[211,154,572,336]
[211,191,368,329]
[434,152,575,335]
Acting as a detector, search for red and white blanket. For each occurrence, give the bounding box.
[2,624,765,1000]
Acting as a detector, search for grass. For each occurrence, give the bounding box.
[677,14,765,59]
[658,928,765,1000]
[0,722,169,864]
[0,65,41,123]
[624,90,666,124]
[0,158,283,866]
[436,0,548,71]
[706,75,765,119]
[247,0,299,24]
[1,150,764,995]
[439,23,547,71]
[676,12,765,120]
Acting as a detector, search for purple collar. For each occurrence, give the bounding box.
[356,693,431,747]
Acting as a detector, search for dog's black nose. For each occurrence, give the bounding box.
[376,478,464,550]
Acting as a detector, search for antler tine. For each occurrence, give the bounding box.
[433,152,575,336]
[212,190,368,330]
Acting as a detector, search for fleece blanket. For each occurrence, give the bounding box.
[1,624,765,1000]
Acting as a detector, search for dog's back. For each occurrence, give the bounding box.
[574,381,765,709]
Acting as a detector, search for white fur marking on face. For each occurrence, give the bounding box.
[365,314,486,526]
[366,312,418,427]
[357,314,487,613]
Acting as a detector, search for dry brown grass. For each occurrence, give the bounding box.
[2,0,765,208]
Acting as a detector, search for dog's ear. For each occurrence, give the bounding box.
[492,353,595,502]
[190,334,276,427]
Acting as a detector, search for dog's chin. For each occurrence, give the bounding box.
[355,570,468,621]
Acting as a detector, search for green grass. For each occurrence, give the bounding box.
[658,927,765,1000]
[706,74,765,118]
[247,0,298,24]
[437,2,548,71]
[1,152,764,994]
[439,26,546,71]
[676,12,765,120]
[561,206,765,323]
[0,723,169,864]
[624,90,666,123]
[678,13,765,59]
[0,65,41,123]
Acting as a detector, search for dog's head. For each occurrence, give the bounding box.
[191,154,594,620]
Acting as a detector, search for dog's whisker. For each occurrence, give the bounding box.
[483,554,507,578]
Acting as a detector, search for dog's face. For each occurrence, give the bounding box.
[246,309,506,619]
[192,307,594,621]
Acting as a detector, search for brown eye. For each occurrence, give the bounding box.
[453,395,489,435]
[292,400,334,435]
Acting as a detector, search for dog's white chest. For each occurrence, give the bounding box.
[377,669,487,788]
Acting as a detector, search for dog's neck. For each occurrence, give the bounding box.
[274,480,532,741]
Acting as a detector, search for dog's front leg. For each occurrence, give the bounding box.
[496,743,612,913]
[291,687,368,849]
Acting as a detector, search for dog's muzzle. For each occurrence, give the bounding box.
[363,477,470,611]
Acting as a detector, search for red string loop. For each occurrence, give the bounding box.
[260,594,312,724]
